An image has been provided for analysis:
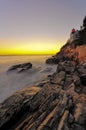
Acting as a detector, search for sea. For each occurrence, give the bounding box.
[0,55,57,103]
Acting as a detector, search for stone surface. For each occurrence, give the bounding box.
[8,62,32,73]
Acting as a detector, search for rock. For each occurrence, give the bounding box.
[0,84,69,130]
[8,64,21,71]
[56,62,65,72]
[51,71,65,85]
[68,114,74,124]
[41,67,52,73]
[80,74,86,86]
[63,74,73,89]
[71,123,85,130]
[57,61,76,74]
[8,62,32,73]
[74,103,86,125]
[46,57,59,64]
[0,87,41,129]
[35,79,50,87]
[77,63,86,85]
[57,110,69,130]
[73,75,81,86]
[0,71,86,130]
[74,86,82,93]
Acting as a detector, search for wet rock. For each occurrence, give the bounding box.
[41,67,52,73]
[8,64,21,71]
[8,62,32,73]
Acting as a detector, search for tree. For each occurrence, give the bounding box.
[83,16,86,28]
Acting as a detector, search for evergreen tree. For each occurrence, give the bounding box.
[83,16,86,28]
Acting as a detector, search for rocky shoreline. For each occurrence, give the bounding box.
[0,18,86,130]
[0,61,86,130]
[0,60,86,130]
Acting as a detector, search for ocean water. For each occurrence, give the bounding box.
[0,55,57,103]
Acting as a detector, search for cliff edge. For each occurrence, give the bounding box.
[46,17,86,64]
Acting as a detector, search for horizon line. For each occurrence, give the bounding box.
[0,54,54,56]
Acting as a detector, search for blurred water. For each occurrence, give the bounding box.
[0,55,57,103]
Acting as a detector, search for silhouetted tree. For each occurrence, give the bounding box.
[83,16,86,28]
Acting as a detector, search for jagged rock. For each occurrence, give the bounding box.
[35,78,50,87]
[56,61,76,74]
[74,85,82,93]
[77,63,86,85]
[74,103,86,125]
[0,84,69,130]
[71,123,85,130]
[80,74,86,86]
[57,110,69,130]
[0,79,85,130]
[68,113,74,124]
[0,87,41,129]
[63,74,73,89]
[50,71,65,85]
[8,62,32,73]
[73,74,81,86]
[46,57,59,64]
[56,62,65,72]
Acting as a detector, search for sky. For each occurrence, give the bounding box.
[0,0,86,55]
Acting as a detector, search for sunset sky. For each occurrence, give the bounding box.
[0,0,86,55]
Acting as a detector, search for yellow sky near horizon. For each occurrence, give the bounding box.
[0,39,64,55]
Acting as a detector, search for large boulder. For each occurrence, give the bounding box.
[57,61,76,74]
[46,57,59,64]
[8,62,32,73]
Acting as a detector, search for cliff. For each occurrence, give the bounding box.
[46,26,86,64]
[0,18,86,130]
